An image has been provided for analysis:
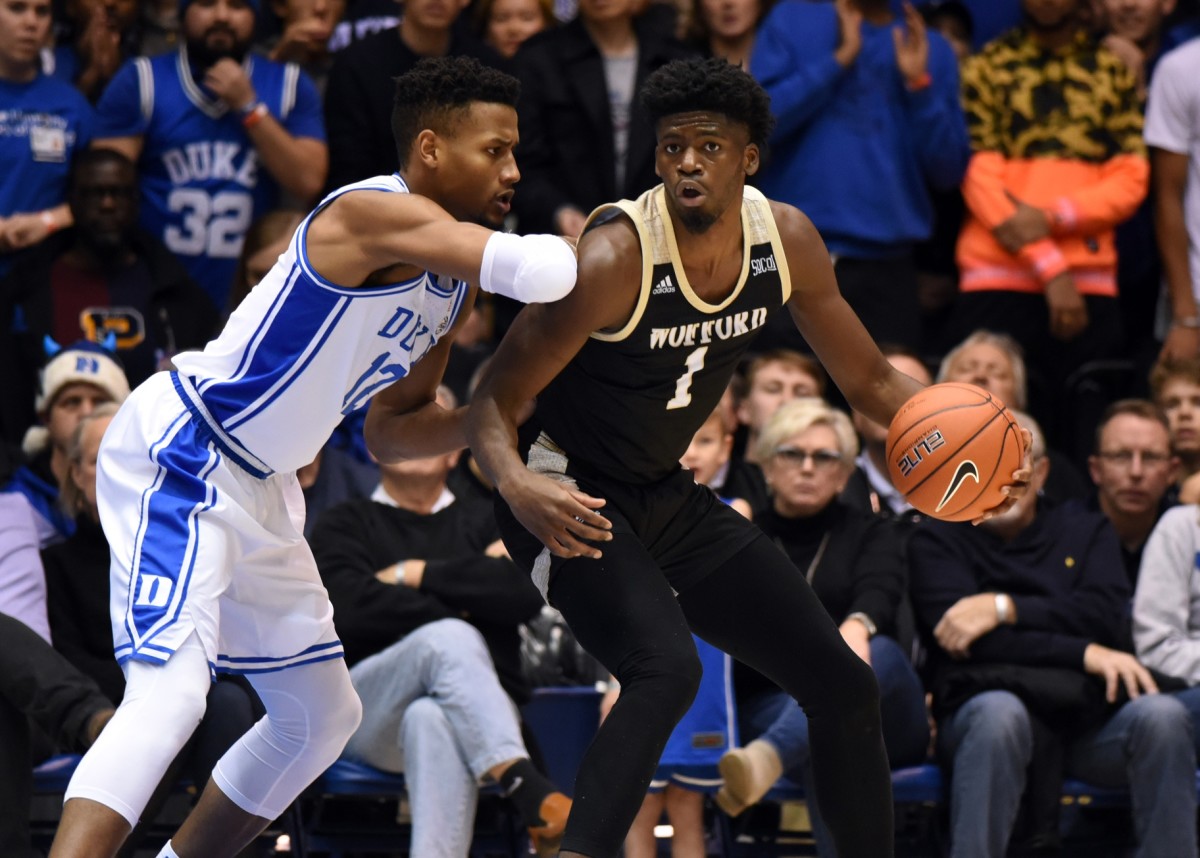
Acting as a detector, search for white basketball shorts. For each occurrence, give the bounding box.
[98,372,343,675]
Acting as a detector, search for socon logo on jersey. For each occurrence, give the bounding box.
[750,255,778,276]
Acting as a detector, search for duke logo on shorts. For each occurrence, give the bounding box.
[102,175,469,675]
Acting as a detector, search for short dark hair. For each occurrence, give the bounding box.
[391,57,521,169]
[1150,356,1200,403]
[1093,399,1170,453]
[641,58,775,149]
[70,147,137,189]
[740,349,826,397]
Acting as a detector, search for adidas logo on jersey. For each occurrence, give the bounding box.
[651,276,676,295]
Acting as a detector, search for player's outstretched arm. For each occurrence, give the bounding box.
[467,221,640,559]
[305,190,576,297]
[776,202,924,426]
[364,291,479,464]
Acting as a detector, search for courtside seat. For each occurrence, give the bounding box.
[1060,777,1131,809]
[891,763,945,805]
[32,753,83,794]
[316,758,412,795]
[521,685,602,794]
[721,765,946,856]
[292,758,520,858]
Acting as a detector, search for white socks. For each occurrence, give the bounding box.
[155,841,181,858]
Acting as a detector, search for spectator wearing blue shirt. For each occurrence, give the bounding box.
[93,0,327,309]
[0,0,95,278]
[749,0,969,353]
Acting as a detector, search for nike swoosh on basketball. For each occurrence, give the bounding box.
[935,460,980,513]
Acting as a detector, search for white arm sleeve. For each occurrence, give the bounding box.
[479,232,577,304]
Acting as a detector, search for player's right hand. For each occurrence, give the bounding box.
[503,472,612,559]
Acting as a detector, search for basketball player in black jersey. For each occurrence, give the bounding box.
[468,59,1026,858]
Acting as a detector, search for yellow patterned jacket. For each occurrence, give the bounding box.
[956,28,1148,297]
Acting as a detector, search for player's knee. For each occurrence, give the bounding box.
[624,644,703,717]
[122,657,211,742]
[321,681,363,748]
[815,652,880,725]
[261,666,361,762]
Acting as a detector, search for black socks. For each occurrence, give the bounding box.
[499,758,556,827]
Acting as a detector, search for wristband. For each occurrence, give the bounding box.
[905,71,932,91]
[1172,317,1200,329]
[40,210,59,234]
[241,102,269,129]
[995,593,1011,624]
[392,562,406,585]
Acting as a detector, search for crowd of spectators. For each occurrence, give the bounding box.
[4,0,1200,854]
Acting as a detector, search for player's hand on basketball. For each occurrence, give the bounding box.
[970,427,1033,525]
[504,472,612,559]
[934,593,1002,658]
[1045,273,1088,340]
[1083,643,1158,703]
[205,59,257,112]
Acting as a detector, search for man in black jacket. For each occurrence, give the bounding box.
[310,387,570,856]
[511,0,695,236]
[323,0,508,190]
[909,412,1197,858]
[0,148,217,451]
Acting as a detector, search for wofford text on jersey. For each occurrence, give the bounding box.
[649,306,770,350]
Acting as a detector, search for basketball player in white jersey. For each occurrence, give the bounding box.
[49,56,576,858]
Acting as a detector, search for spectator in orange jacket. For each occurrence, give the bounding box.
[947,0,1149,396]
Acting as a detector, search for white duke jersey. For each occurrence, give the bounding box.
[95,46,325,309]
[171,174,469,475]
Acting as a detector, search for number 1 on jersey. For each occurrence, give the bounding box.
[667,346,708,410]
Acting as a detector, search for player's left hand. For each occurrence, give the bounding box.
[205,59,257,112]
[934,593,1001,658]
[971,427,1033,525]
[501,470,612,559]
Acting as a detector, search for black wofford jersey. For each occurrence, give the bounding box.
[535,185,790,485]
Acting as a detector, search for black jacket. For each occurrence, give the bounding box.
[310,492,543,702]
[42,516,126,705]
[0,228,217,449]
[511,14,696,234]
[323,24,509,190]
[736,501,907,702]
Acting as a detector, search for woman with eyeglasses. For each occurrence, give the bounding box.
[715,397,929,857]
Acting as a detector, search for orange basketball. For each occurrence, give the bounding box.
[886,382,1024,522]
